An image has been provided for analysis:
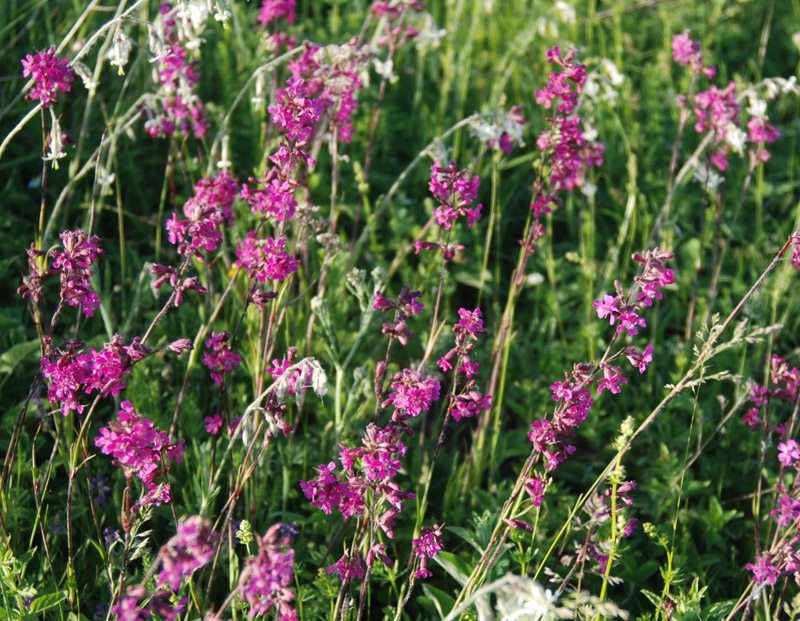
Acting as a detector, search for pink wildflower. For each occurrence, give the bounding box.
[412,524,444,579]
[21,47,73,108]
[204,415,224,435]
[236,233,300,283]
[327,554,364,581]
[157,516,218,591]
[202,331,241,386]
[778,440,800,468]
[747,553,780,585]
[238,524,298,620]
[593,294,621,325]
[94,401,185,497]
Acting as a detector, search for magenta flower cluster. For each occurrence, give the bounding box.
[383,368,441,426]
[39,334,152,416]
[415,160,481,259]
[166,172,238,261]
[673,30,781,170]
[288,43,364,144]
[157,516,218,591]
[743,355,799,430]
[142,3,208,138]
[301,420,420,577]
[525,250,672,508]
[438,308,492,422]
[94,400,185,504]
[149,263,207,307]
[534,46,604,195]
[236,76,316,296]
[257,0,296,50]
[412,523,444,579]
[202,331,242,386]
[51,229,104,317]
[748,441,800,586]
[693,81,740,171]
[21,46,74,108]
[373,285,424,345]
[236,233,300,283]
[237,523,298,620]
[111,585,186,621]
[428,160,482,230]
[671,30,716,79]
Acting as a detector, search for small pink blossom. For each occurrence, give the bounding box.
[21,47,74,108]
[778,440,800,467]
[593,294,621,324]
[204,415,224,435]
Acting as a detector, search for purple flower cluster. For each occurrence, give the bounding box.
[237,76,318,293]
[142,3,208,138]
[301,422,417,576]
[373,285,424,345]
[671,30,716,79]
[21,46,74,108]
[673,31,782,171]
[40,334,147,416]
[593,248,674,338]
[288,42,368,144]
[202,331,241,386]
[156,516,218,591]
[747,108,781,165]
[534,46,604,194]
[521,47,603,259]
[94,400,185,502]
[438,308,492,422]
[371,0,425,19]
[236,233,300,283]
[257,0,296,50]
[166,172,238,261]
[110,584,187,621]
[149,263,207,307]
[743,355,799,430]
[693,81,740,171]
[412,523,444,579]
[383,368,441,425]
[51,229,104,317]
[742,355,800,431]
[428,160,482,230]
[238,523,298,620]
[526,250,672,507]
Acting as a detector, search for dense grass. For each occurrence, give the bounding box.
[2,1,800,619]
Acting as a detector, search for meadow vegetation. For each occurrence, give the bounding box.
[2,0,800,619]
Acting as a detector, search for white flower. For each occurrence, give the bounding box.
[414,13,447,53]
[373,58,398,83]
[580,180,597,198]
[724,122,747,154]
[107,31,133,75]
[555,0,576,24]
[692,165,724,193]
[71,61,98,95]
[43,110,67,169]
[601,58,625,87]
[583,122,598,142]
[746,93,767,118]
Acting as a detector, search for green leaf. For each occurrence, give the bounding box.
[446,525,483,554]
[432,551,472,586]
[29,591,66,613]
[421,583,455,617]
[0,340,39,376]
[641,589,661,609]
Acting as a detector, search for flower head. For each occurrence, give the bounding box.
[21,47,74,108]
